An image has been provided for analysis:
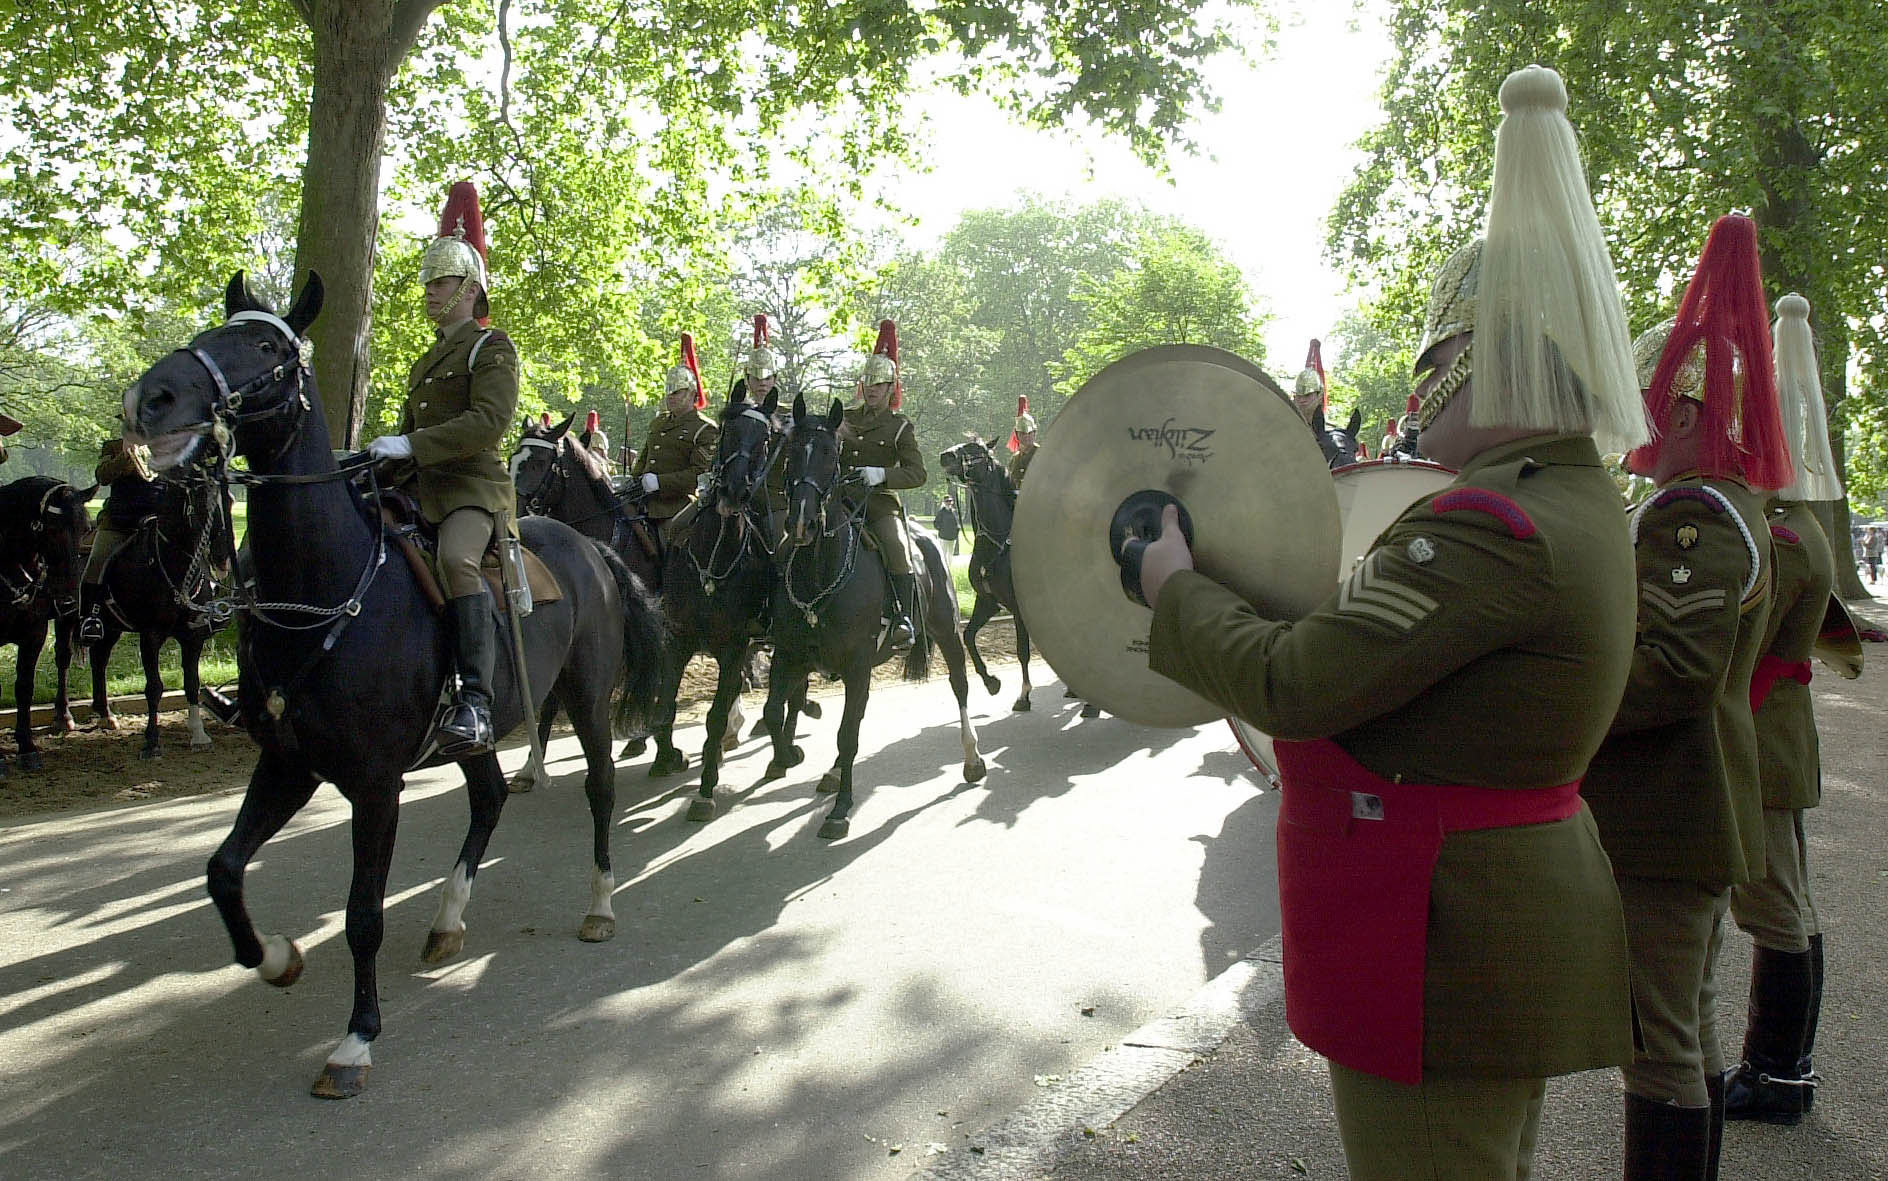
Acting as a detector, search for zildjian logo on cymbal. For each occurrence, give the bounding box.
[1128,418,1215,464]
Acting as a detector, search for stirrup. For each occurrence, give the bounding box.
[435,702,495,757]
[888,617,915,650]
[202,686,242,727]
[78,614,104,643]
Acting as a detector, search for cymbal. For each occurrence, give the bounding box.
[1013,344,1341,727]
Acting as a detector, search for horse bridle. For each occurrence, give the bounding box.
[780,423,867,623]
[180,310,314,467]
[509,437,565,517]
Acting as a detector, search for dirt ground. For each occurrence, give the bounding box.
[0,624,1028,821]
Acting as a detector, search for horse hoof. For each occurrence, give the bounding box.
[1080,703,1101,719]
[18,750,42,773]
[686,797,716,823]
[261,940,305,988]
[801,699,822,720]
[311,1064,370,1100]
[648,751,688,778]
[1012,697,1031,713]
[982,676,1001,696]
[620,737,648,759]
[139,746,162,761]
[190,738,212,752]
[99,715,120,731]
[420,928,465,964]
[578,914,616,943]
[53,716,74,735]
[817,817,850,841]
[817,770,841,794]
[507,769,544,794]
[719,730,739,753]
[964,758,987,784]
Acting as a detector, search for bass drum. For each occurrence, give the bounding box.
[1230,458,1457,784]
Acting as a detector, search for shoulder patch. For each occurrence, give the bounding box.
[1428,488,1536,539]
[1650,486,1726,512]
[1769,524,1801,545]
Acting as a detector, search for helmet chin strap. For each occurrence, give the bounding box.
[431,277,474,325]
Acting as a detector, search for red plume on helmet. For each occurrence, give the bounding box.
[753,314,770,347]
[585,410,599,434]
[540,411,552,428]
[1626,214,1790,488]
[1307,339,1327,413]
[1008,395,1029,453]
[873,318,902,409]
[437,181,487,259]
[682,332,705,409]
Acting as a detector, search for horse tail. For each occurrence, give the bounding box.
[902,528,949,683]
[594,540,664,733]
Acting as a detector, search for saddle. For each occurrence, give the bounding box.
[376,489,562,615]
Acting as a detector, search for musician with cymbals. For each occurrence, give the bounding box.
[1129,66,1648,1178]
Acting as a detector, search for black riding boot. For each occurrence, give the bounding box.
[1624,1093,1711,1181]
[1724,944,1816,1125]
[887,573,917,651]
[437,594,497,757]
[1704,1069,1724,1181]
[1800,932,1825,1111]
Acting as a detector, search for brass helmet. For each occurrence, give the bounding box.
[418,181,488,293]
[1414,239,1482,430]
[665,333,705,408]
[861,319,899,389]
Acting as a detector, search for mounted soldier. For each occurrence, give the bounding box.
[364,179,520,757]
[840,319,925,650]
[1290,338,1327,426]
[1006,395,1038,489]
[577,409,611,475]
[730,314,791,542]
[77,437,163,642]
[630,333,717,541]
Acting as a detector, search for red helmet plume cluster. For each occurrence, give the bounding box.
[682,333,704,409]
[436,181,487,259]
[753,313,770,347]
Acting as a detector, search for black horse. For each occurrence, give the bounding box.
[124,272,662,1099]
[0,476,94,774]
[1310,405,1364,469]
[760,395,986,840]
[938,437,1038,712]
[81,458,232,759]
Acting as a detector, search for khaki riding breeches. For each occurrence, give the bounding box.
[1328,1063,1547,1181]
[83,526,133,585]
[1729,807,1818,953]
[866,511,912,576]
[436,508,496,600]
[1617,876,1729,1106]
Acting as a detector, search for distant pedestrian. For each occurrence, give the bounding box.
[1865,526,1883,582]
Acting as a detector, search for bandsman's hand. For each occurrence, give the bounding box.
[858,465,886,487]
[365,435,413,461]
[1139,504,1194,610]
[641,472,660,494]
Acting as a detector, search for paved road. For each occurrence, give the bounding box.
[0,672,1275,1179]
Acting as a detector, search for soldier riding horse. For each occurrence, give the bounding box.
[938,436,1040,712]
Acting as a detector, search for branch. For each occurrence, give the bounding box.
[283,0,312,28]
[388,0,449,65]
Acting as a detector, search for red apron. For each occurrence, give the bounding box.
[1749,653,1812,711]
[1271,738,1583,1084]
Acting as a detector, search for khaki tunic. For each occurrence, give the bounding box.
[399,318,520,525]
[630,409,718,520]
[1753,502,1831,811]
[1150,434,1636,1077]
[1007,443,1038,490]
[1584,477,1773,888]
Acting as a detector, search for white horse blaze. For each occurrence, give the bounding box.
[430,863,472,934]
[256,931,294,982]
[327,1032,372,1068]
[587,869,615,920]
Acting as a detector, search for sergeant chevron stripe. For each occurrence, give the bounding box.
[1641,583,1726,620]
[1338,551,1438,631]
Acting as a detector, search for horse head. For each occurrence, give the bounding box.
[3,477,96,612]
[783,393,844,547]
[1310,405,1364,470]
[511,412,574,515]
[711,386,780,517]
[940,436,1007,495]
[124,271,324,471]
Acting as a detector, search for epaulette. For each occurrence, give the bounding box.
[1769,524,1801,545]
[468,329,511,369]
[1629,483,1761,603]
[1427,488,1536,539]
[1648,486,1727,513]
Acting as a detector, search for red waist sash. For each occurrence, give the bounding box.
[1749,653,1813,712]
[1272,737,1582,1084]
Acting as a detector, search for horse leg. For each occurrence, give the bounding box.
[760,653,805,782]
[137,629,164,759]
[1010,605,1034,712]
[51,613,75,734]
[724,692,745,754]
[423,753,508,965]
[91,630,118,731]
[312,786,401,1100]
[688,652,748,822]
[205,750,322,991]
[933,612,987,784]
[643,654,688,776]
[569,693,618,943]
[181,629,210,750]
[962,593,1003,699]
[817,665,871,841]
[11,618,47,773]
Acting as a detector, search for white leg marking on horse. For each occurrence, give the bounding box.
[257,931,293,981]
[959,705,982,762]
[430,863,471,934]
[187,703,209,746]
[327,1032,373,1068]
[730,696,746,732]
[588,869,616,920]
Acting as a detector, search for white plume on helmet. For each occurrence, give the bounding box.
[1773,294,1843,502]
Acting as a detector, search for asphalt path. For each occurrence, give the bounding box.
[0,672,1276,1178]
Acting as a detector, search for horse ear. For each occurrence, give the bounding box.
[761,387,779,418]
[825,398,844,430]
[77,483,99,503]
[520,416,533,435]
[551,412,575,441]
[792,392,807,423]
[224,271,264,317]
[1310,404,1327,432]
[284,271,324,335]
[1346,408,1362,436]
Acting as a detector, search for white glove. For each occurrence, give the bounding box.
[641,472,660,493]
[365,435,413,461]
[858,465,886,487]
